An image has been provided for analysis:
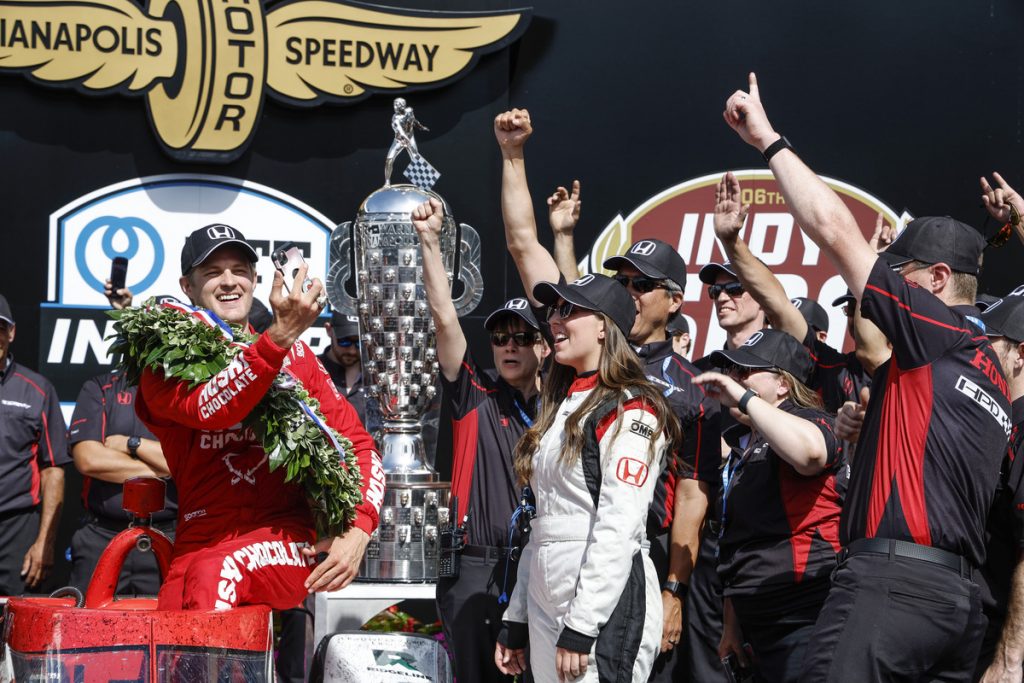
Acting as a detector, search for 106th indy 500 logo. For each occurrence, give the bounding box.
[0,0,530,162]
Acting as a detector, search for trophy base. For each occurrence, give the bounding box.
[358,481,451,583]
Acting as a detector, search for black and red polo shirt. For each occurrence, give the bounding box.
[843,259,1012,567]
[716,400,843,596]
[0,356,70,514]
[441,351,538,549]
[68,370,178,523]
[801,329,872,414]
[637,341,721,535]
[979,396,1024,618]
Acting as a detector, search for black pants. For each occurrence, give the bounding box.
[731,578,831,683]
[68,519,174,595]
[648,530,687,682]
[436,552,520,683]
[682,530,728,682]
[0,508,39,595]
[799,552,986,682]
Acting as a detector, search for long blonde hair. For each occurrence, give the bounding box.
[513,313,681,486]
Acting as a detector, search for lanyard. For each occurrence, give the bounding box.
[716,434,755,557]
[512,396,535,428]
[498,485,536,605]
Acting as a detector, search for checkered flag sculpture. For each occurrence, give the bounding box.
[404,154,441,191]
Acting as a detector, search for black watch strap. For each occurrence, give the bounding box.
[762,135,792,163]
[662,580,687,597]
[127,436,141,459]
[738,389,759,415]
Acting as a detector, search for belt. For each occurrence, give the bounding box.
[461,545,510,561]
[840,538,974,579]
[89,515,176,534]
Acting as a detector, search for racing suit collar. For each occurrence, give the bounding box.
[568,371,599,394]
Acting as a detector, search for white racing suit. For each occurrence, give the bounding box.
[501,376,666,682]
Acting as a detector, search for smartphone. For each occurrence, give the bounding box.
[109,257,128,293]
[271,242,312,294]
[722,653,754,683]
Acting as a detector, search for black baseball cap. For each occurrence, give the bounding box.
[484,298,540,331]
[975,294,1000,312]
[667,316,689,336]
[831,290,855,308]
[710,329,815,384]
[533,274,636,338]
[791,297,829,332]
[698,261,739,285]
[180,224,259,275]
[879,216,985,276]
[982,295,1024,343]
[330,312,360,338]
[0,294,14,326]
[603,239,687,292]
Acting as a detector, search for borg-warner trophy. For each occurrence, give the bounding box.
[327,100,482,582]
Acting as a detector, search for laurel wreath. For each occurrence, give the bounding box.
[108,300,363,536]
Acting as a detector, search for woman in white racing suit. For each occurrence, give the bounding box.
[495,273,681,683]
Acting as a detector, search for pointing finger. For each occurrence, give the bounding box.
[748,72,759,99]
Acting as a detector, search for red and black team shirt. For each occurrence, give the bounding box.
[980,397,1024,617]
[441,351,538,549]
[637,341,722,535]
[716,400,843,596]
[68,370,178,522]
[801,328,872,415]
[845,259,1012,567]
[0,357,70,514]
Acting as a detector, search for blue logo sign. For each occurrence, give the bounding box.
[74,216,164,294]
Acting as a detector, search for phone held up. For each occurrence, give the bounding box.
[109,257,128,294]
[271,243,313,295]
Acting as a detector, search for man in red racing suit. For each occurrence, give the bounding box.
[135,224,384,611]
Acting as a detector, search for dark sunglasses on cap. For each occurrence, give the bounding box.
[336,337,359,348]
[491,331,540,347]
[707,281,745,299]
[613,274,668,294]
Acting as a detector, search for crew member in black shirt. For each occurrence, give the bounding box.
[413,199,548,681]
[694,330,843,683]
[68,368,178,594]
[319,311,366,424]
[0,293,69,595]
[722,73,1009,681]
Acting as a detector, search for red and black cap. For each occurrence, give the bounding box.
[180,224,259,275]
[879,216,986,276]
[533,274,636,338]
[603,239,687,292]
[710,329,815,384]
[484,297,540,332]
[791,297,829,332]
[981,293,1024,343]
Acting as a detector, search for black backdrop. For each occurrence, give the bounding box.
[1,0,1022,587]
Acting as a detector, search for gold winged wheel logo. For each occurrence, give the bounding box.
[0,0,530,161]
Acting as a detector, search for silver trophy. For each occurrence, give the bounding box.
[327,100,482,581]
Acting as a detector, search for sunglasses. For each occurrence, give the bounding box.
[336,337,359,348]
[890,261,931,276]
[546,300,590,321]
[491,331,540,347]
[707,282,745,299]
[613,274,668,294]
[726,364,780,380]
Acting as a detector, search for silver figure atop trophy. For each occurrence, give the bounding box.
[327,99,482,581]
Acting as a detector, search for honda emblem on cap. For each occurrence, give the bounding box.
[1010,285,1024,297]
[790,298,803,309]
[573,274,595,286]
[505,298,528,310]
[630,241,658,256]
[206,225,236,240]
[743,331,764,347]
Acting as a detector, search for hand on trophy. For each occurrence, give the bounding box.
[267,263,325,349]
[411,198,445,246]
[723,72,780,153]
[713,172,749,245]
[493,108,533,156]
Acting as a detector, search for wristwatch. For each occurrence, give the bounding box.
[127,436,141,459]
[738,388,759,415]
[662,580,687,598]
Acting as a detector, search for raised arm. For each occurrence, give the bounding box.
[494,108,561,304]
[412,197,467,382]
[714,172,809,340]
[548,180,582,281]
[723,73,878,300]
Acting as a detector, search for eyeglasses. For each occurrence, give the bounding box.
[491,331,539,347]
[613,274,668,294]
[890,261,931,277]
[336,337,359,348]
[982,204,1019,250]
[726,365,780,380]
[707,282,745,299]
[546,300,588,321]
